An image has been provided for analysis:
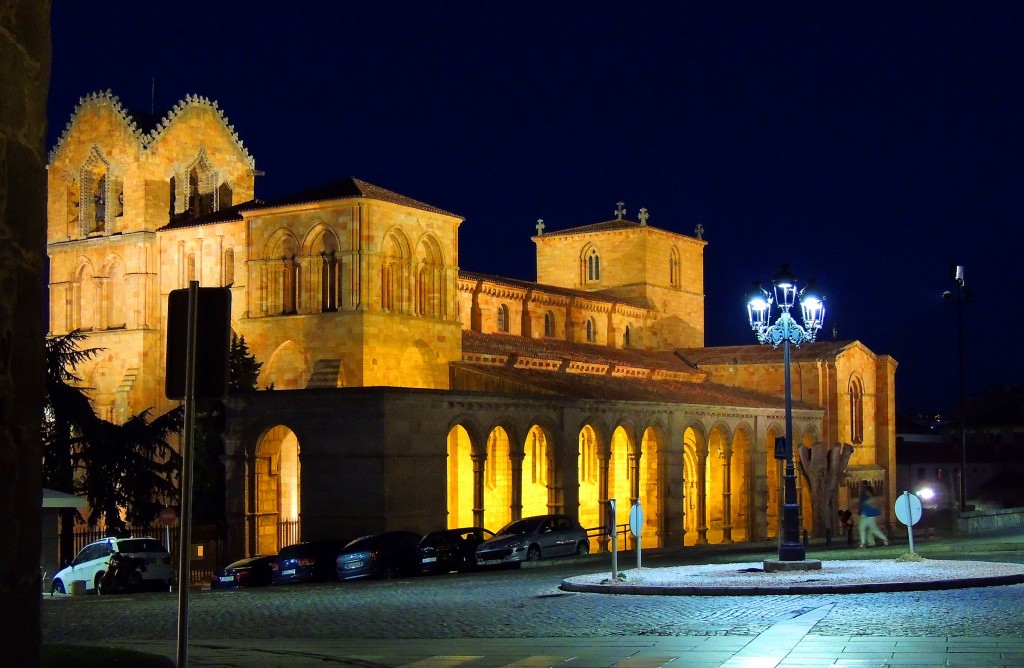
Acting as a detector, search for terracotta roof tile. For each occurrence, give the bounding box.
[676,340,856,366]
[541,218,641,237]
[459,271,650,309]
[254,177,459,217]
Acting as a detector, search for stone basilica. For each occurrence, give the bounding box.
[47,91,896,558]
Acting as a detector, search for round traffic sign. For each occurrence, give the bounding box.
[629,501,644,537]
[158,506,178,526]
[894,491,923,526]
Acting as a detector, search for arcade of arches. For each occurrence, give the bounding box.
[229,389,822,556]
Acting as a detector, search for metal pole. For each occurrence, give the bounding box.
[175,281,198,667]
[779,322,806,561]
[957,285,967,513]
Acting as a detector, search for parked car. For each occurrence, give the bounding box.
[210,554,276,589]
[335,531,422,580]
[417,527,495,574]
[50,536,174,595]
[475,515,589,566]
[271,539,350,585]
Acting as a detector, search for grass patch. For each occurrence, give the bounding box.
[43,644,174,667]
[894,551,928,562]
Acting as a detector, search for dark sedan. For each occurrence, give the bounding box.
[335,531,422,581]
[417,527,494,574]
[210,555,275,589]
[271,539,350,585]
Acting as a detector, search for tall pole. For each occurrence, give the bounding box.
[956,282,967,513]
[779,316,806,561]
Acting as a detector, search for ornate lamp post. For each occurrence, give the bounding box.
[747,265,825,562]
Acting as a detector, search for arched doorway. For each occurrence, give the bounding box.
[577,425,600,539]
[682,425,704,545]
[730,427,753,542]
[446,424,474,529]
[253,425,301,555]
[522,425,553,517]
[483,426,512,530]
[609,425,632,548]
[707,424,729,543]
[639,426,661,547]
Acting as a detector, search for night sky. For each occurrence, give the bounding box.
[48,3,1024,415]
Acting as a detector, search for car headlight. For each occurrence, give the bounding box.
[509,540,527,551]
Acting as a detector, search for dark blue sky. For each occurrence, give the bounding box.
[49,3,1024,414]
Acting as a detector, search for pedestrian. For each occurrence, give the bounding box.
[858,483,889,548]
[838,509,854,545]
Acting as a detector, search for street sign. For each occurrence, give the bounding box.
[774,436,786,460]
[158,506,178,526]
[629,500,644,537]
[894,491,923,526]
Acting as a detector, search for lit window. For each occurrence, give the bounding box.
[497,304,509,332]
[849,377,864,444]
[587,249,601,282]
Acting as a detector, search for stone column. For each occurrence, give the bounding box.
[696,444,709,544]
[721,445,733,543]
[597,453,610,552]
[510,452,524,521]
[471,454,485,529]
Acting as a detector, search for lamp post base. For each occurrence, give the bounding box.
[778,540,806,562]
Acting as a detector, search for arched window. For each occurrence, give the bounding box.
[586,317,596,342]
[321,250,339,312]
[544,311,555,337]
[224,248,235,286]
[497,304,509,332]
[669,246,680,287]
[623,325,631,347]
[849,377,864,444]
[587,249,601,282]
[282,255,299,314]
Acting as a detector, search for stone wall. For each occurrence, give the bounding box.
[958,507,1024,535]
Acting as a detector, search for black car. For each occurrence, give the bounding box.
[210,555,276,589]
[417,527,494,574]
[272,539,350,585]
[335,531,422,581]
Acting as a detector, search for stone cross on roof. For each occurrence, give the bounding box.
[615,202,626,220]
[638,208,649,226]
[694,223,704,240]
[535,219,545,236]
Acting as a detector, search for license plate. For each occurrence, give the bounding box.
[281,568,295,576]
[219,576,234,583]
[421,557,437,564]
[480,559,500,566]
[343,560,363,570]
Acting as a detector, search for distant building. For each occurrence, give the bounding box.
[46,91,898,556]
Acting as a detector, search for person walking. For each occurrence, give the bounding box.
[858,483,889,548]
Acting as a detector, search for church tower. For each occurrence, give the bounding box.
[533,203,706,349]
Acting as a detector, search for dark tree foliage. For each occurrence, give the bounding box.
[42,331,183,557]
[191,334,262,526]
[229,334,262,393]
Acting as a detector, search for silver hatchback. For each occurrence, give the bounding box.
[475,515,589,566]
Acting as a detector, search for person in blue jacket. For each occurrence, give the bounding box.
[858,483,889,548]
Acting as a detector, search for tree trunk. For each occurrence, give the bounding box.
[798,442,855,538]
[0,3,51,666]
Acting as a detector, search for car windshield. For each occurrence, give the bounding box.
[497,518,543,536]
[343,536,375,551]
[117,539,167,554]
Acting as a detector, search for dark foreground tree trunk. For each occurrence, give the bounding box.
[0,3,51,666]
[799,442,855,538]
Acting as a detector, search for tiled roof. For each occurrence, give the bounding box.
[159,200,263,230]
[450,361,798,409]
[458,271,651,309]
[541,218,642,237]
[676,340,856,366]
[462,330,699,373]
[252,177,460,217]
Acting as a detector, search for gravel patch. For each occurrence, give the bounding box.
[560,558,1024,595]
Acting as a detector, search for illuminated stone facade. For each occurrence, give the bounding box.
[47,92,897,558]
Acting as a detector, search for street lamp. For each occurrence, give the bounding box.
[943,265,972,513]
[747,265,825,562]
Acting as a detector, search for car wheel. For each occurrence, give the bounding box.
[576,540,590,556]
[52,579,65,595]
[94,573,105,595]
[526,545,541,562]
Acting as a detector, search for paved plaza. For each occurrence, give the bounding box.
[42,529,1024,667]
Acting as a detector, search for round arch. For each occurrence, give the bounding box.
[252,424,301,555]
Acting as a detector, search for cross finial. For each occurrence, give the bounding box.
[615,202,626,220]
[694,223,704,240]
[535,219,545,236]
[638,208,649,226]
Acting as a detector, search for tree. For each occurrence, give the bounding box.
[191,334,262,526]
[798,441,855,539]
[42,331,183,561]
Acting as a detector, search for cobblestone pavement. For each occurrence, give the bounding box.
[42,546,1024,646]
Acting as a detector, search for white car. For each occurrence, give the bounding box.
[51,536,174,595]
